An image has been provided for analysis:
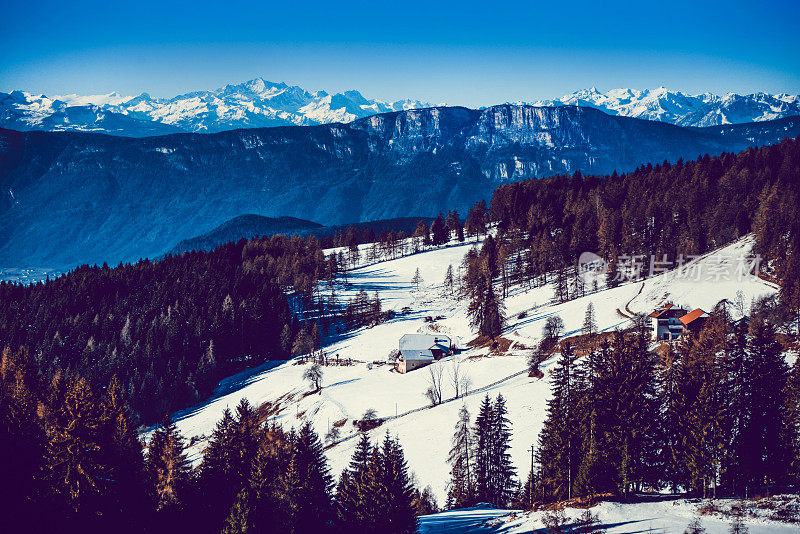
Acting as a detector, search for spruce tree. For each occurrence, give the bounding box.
[284,423,334,533]
[336,432,376,532]
[145,414,192,522]
[735,319,792,492]
[43,375,111,522]
[446,405,473,508]
[490,394,516,506]
[582,302,597,337]
[537,342,579,501]
[376,433,418,534]
[101,375,148,530]
[412,268,423,291]
[444,264,455,296]
[221,489,252,534]
[198,407,238,530]
[0,349,46,529]
[473,395,494,504]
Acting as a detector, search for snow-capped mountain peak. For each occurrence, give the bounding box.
[528,86,800,127]
[1,80,798,137]
[0,78,431,136]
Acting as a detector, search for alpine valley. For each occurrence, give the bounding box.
[1,103,799,268]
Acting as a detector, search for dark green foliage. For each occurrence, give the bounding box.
[283,424,334,533]
[145,414,192,525]
[0,234,330,424]
[472,394,516,507]
[488,136,800,299]
[431,213,449,246]
[336,432,419,534]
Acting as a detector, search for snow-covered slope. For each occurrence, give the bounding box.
[154,233,778,510]
[529,87,800,127]
[419,498,800,534]
[0,78,429,136]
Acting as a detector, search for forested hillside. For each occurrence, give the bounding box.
[486,135,800,316]
[0,236,326,422]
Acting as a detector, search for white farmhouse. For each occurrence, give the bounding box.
[396,334,453,373]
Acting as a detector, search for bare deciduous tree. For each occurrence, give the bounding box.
[425,363,444,406]
[449,360,471,399]
[303,362,323,392]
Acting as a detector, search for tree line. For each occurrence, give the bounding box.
[485,136,800,321]
[0,347,434,532]
[529,307,800,503]
[0,234,329,423]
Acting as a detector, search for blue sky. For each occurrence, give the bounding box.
[1,0,798,107]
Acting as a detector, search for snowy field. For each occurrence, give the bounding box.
[152,234,780,509]
[419,497,800,534]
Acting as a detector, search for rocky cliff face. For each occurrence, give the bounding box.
[1,105,798,268]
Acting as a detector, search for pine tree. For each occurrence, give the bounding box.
[198,407,239,530]
[490,394,516,506]
[447,405,473,508]
[555,265,569,303]
[145,414,192,521]
[734,319,792,493]
[248,428,293,534]
[444,264,455,296]
[445,210,464,242]
[376,433,418,534]
[537,342,579,501]
[43,375,111,521]
[336,432,376,533]
[101,375,148,529]
[582,302,597,337]
[221,489,252,534]
[467,273,505,339]
[0,349,46,528]
[431,214,448,246]
[284,423,334,533]
[786,357,800,480]
[412,268,423,291]
[473,395,493,503]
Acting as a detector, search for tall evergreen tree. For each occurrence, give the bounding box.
[336,432,376,533]
[376,433,418,534]
[447,405,473,508]
[537,342,580,501]
[43,376,111,523]
[284,423,334,533]
[145,414,192,523]
[733,319,792,493]
[490,394,516,506]
[198,407,239,530]
[582,302,597,337]
[473,395,494,504]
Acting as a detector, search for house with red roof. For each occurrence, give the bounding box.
[679,308,710,335]
[649,303,688,340]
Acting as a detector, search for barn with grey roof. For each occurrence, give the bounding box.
[396,333,453,373]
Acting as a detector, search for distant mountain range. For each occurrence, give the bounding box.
[528,87,800,128]
[2,104,799,268]
[1,79,798,137]
[0,78,429,137]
